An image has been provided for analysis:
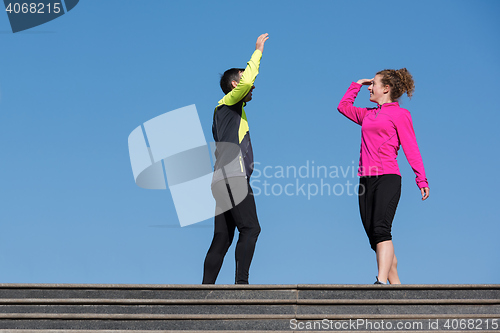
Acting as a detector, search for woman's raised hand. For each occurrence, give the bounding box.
[356,78,373,85]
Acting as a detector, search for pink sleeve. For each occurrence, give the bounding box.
[337,82,368,125]
[396,110,429,189]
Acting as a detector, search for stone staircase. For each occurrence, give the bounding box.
[0,284,498,332]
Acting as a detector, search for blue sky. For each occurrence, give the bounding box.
[0,0,498,285]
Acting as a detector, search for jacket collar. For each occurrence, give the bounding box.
[378,101,399,108]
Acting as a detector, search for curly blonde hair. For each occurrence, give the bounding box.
[377,68,415,101]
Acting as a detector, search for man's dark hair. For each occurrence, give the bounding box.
[220,68,245,95]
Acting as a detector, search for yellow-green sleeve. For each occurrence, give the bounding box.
[218,49,262,106]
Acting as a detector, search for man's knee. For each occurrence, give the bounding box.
[254,224,261,237]
[212,231,232,250]
[239,223,261,241]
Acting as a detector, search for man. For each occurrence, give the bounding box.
[203,33,269,284]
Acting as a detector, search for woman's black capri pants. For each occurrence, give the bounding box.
[358,174,401,251]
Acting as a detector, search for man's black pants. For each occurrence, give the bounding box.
[202,179,260,284]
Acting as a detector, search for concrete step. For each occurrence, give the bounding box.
[0,284,498,331]
[1,284,499,300]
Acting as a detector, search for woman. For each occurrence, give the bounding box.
[337,69,429,284]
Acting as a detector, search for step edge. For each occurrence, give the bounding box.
[0,298,498,305]
[0,284,499,290]
[0,313,498,320]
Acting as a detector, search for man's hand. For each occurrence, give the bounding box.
[421,187,430,201]
[256,33,269,53]
[356,78,373,85]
